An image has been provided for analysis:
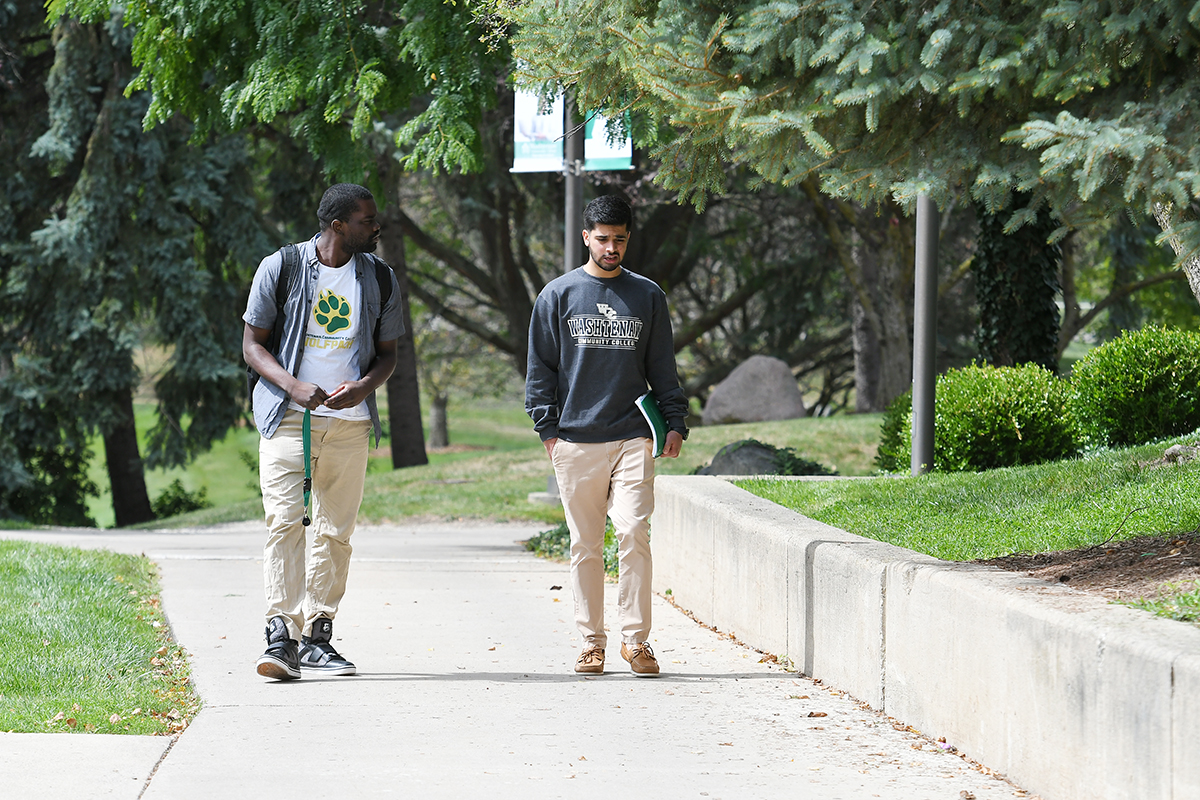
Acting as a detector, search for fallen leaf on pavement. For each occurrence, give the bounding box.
[807,712,828,718]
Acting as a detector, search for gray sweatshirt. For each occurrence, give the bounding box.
[526,267,689,443]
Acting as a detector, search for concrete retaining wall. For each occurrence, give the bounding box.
[651,475,1200,800]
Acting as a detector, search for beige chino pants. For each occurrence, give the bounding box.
[259,409,371,642]
[551,437,655,650]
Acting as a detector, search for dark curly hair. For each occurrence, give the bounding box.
[317,184,374,230]
[582,195,633,231]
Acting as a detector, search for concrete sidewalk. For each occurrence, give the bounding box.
[2,522,1028,799]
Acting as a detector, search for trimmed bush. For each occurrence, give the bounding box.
[1071,326,1200,447]
[876,364,1078,473]
[874,390,912,473]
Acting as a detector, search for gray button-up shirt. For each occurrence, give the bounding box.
[243,235,406,445]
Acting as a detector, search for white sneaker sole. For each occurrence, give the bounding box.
[256,655,301,680]
[299,663,357,676]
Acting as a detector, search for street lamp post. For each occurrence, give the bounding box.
[911,195,938,476]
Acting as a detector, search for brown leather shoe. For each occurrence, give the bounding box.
[575,646,605,674]
[620,642,660,676]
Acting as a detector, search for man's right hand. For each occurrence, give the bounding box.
[543,437,558,458]
[288,381,328,410]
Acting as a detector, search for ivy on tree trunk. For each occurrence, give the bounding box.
[973,198,1062,372]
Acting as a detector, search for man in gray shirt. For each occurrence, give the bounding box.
[526,195,689,676]
[243,183,404,680]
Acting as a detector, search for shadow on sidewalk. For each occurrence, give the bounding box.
[302,671,790,684]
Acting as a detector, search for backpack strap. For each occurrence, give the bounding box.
[366,254,396,345]
[265,243,299,358]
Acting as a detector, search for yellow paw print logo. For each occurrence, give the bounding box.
[314,290,351,334]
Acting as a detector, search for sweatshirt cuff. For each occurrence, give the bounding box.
[539,427,560,442]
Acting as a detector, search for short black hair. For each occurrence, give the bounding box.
[583,195,633,232]
[317,183,374,230]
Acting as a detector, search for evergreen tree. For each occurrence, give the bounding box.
[508,0,1200,304]
[1,6,272,525]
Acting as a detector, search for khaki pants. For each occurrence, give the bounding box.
[259,409,371,641]
[551,438,655,650]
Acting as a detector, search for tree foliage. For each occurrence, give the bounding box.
[1,5,274,524]
[53,0,512,179]
[509,0,1200,298]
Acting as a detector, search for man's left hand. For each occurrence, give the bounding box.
[662,430,684,458]
[324,380,369,410]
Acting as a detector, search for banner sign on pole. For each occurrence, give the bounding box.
[511,90,563,173]
[512,88,632,173]
[584,114,632,171]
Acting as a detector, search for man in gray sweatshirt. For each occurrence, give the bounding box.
[526,195,689,676]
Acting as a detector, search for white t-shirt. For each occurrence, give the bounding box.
[287,259,371,420]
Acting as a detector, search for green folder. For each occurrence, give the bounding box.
[635,391,669,457]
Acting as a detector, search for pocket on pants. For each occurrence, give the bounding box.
[638,438,655,483]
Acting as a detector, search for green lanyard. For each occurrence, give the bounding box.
[302,409,312,527]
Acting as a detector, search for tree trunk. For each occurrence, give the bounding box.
[104,386,155,527]
[974,198,1062,372]
[428,393,450,449]
[1153,202,1200,305]
[851,207,913,412]
[377,207,429,469]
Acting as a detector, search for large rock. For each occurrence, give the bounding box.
[695,440,779,475]
[702,355,805,426]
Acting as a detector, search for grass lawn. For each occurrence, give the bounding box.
[0,540,200,734]
[86,405,263,529]
[656,413,882,478]
[736,435,1200,562]
[1131,580,1200,623]
[124,396,882,529]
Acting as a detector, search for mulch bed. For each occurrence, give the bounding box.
[977,530,1200,603]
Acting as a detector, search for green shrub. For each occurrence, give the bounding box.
[877,364,1078,472]
[936,363,1078,471]
[151,480,210,519]
[1070,326,1200,447]
[874,390,912,472]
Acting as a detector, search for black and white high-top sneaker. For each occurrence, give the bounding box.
[298,617,356,676]
[255,615,301,680]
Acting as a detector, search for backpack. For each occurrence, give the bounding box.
[246,244,396,398]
